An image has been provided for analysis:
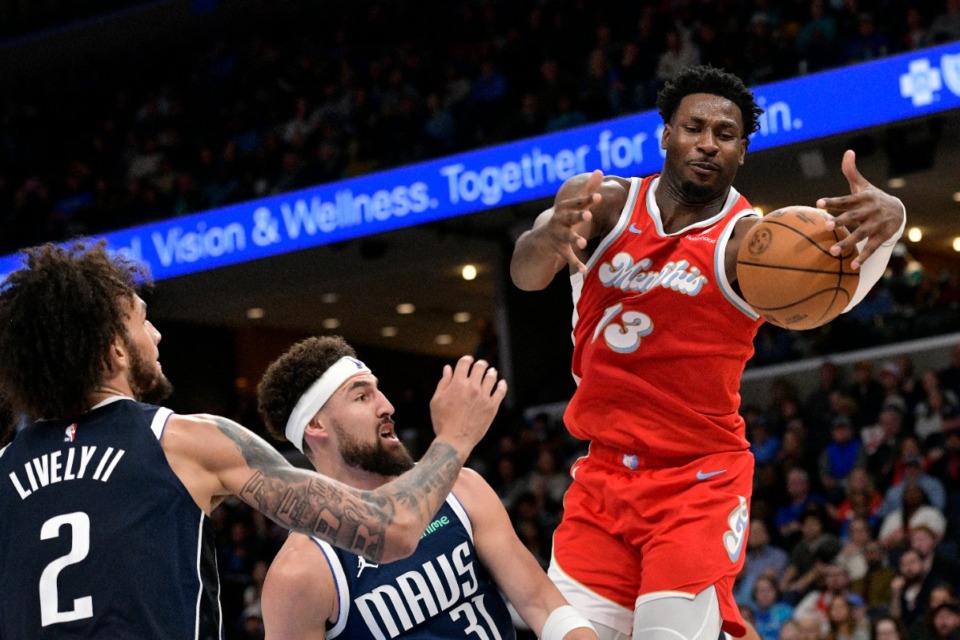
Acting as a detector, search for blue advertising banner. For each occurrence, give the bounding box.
[2,41,959,283]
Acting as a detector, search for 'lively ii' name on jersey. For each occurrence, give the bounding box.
[8,445,126,499]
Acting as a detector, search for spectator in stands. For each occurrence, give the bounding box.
[836,516,871,582]
[940,345,960,398]
[751,576,795,640]
[850,360,886,428]
[826,592,870,640]
[795,612,829,640]
[780,619,802,640]
[878,479,947,550]
[793,562,863,623]
[852,541,897,617]
[820,416,867,501]
[870,614,908,640]
[914,370,960,450]
[862,407,906,491]
[880,451,947,517]
[736,518,791,606]
[777,468,826,546]
[889,546,941,629]
[878,361,908,416]
[928,429,960,496]
[804,361,845,434]
[781,505,842,605]
[832,468,884,535]
[930,0,960,43]
[842,12,891,63]
[931,600,960,640]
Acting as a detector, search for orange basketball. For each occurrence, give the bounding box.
[736,206,859,330]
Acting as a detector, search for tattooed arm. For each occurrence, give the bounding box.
[160,356,506,562]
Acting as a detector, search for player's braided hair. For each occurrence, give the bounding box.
[657,65,764,139]
[257,335,357,445]
[0,241,149,420]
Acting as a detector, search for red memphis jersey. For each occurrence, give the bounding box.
[565,175,763,460]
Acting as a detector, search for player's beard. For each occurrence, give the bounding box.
[332,419,415,477]
[124,335,174,404]
[679,177,718,202]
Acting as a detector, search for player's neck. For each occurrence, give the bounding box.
[88,382,135,407]
[656,176,729,232]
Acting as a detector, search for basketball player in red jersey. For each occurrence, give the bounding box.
[511,66,906,640]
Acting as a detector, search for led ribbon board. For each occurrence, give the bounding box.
[2,41,959,283]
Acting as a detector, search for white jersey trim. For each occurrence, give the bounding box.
[192,512,222,640]
[714,210,762,320]
[312,538,351,638]
[646,179,743,236]
[151,407,174,440]
[582,177,642,275]
[446,492,472,542]
[0,443,8,459]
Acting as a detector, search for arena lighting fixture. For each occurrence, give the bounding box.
[380,326,398,338]
[320,292,338,304]
[245,307,265,320]
[322,318,341,329]
[453,311,472,323]
[953,192,960,203]
[754,207,764,215]
[435,334,453,345]
[461,264,478,281]
[887,177,906,189]
[396,303,415,315]
[954,238,960,253]
[907,227,923,243]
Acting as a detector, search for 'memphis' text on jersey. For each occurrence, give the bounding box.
[598,251,707,296]
[8,446,126,499]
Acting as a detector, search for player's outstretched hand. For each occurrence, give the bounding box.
[430,356,507,457]
[542,169,604,275]
[817,149,905,270]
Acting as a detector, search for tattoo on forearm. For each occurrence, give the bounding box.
[213,417,462,561]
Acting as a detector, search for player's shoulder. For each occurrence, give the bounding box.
[267,532,332,589]
[453,467,500,510]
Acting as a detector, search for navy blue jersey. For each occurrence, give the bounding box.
[0,397,221,639]
[316,493,515,640]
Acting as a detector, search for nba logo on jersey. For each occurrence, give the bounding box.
[64,423,77,442]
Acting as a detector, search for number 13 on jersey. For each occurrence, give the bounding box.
[592,303,653,353]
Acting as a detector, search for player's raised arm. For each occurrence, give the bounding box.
[511,170,607,291]
[163,356,506,563]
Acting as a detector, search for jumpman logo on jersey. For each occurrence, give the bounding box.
[357,556,379,577]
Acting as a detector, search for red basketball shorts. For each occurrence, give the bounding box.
[552,443,754,637]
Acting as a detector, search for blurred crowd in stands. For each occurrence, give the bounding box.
[3,0,960,638]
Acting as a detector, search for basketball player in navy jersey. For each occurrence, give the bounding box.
[256,335,597,640]
[0,241,506,640]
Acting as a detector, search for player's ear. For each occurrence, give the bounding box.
[661,123,671,149]
[106,333,128,374]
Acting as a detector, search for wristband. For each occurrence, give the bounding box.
[542,605,596,640]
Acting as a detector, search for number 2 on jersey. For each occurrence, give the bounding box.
[39,512,93,627]
[593,303,653,353]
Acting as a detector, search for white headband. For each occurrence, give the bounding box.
[284,356,371,453]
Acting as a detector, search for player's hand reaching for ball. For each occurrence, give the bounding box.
[817,149,906,270]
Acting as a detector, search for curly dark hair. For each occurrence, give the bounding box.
[0,241,149,421]
[257,335,357,444]
[656,65,764,138]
